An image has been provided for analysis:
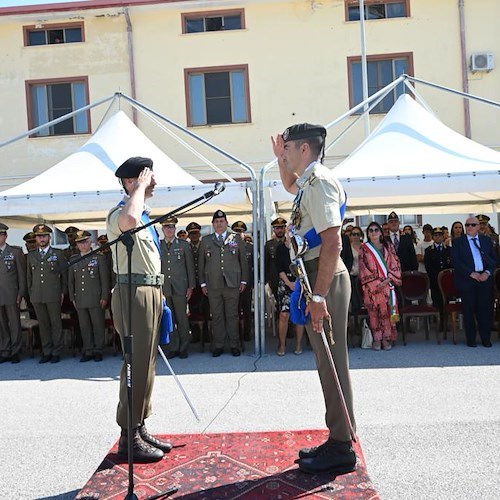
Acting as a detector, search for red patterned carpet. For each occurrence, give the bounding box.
[76,429,378,499]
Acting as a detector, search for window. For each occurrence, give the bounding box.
[185,65,251,126]
[348,53,412,114]
[26,78,90,137]
[346,1,409,21]
[24,23,84,46]
[182,10,244,34]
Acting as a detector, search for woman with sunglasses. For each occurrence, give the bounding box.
[358,222,402,350]
[349,226,364,314]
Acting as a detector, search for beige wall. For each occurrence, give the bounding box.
[0,0,499,187]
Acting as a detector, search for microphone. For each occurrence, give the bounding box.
[213,182,226,195]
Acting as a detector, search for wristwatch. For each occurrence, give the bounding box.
[311,294,325,303]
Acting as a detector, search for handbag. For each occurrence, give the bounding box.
[361,319,373,349]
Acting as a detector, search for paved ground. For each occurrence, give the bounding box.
[1,329,500,500]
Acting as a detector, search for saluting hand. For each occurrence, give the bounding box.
[271,134,285,160]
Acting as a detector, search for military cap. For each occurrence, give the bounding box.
[432,226,444,235]
[75,230,91,242]
[64,226,79,235]
[387,211,399,222]
[476,214,490,223]
[422,224,433,232]
[212,209,227,222]
[23,231,36,242]
[161,215,178,226]
[177,229,187,238]
[282,123,327,142]
[271,217,287,227]
[33,224,52,235]
[97,234,108,243]
[115,156,153,178]
[0,222,8,233]
[186,222,201,233]
[231,221,247,232]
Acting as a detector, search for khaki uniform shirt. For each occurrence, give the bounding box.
[106,200,161,276]
[294,161,346,266]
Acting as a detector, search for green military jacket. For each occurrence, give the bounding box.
[27,247,67,303]
[0,244,27,306]
[160,238,196,297]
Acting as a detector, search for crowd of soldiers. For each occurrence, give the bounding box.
[0,211,269,364]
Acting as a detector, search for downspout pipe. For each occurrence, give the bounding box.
[458,0,471,138]
[124,8,138,125]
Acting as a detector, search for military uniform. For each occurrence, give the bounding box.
[199,218,248,352]
[63,226,80,260]
[107,199,163,430]
[160,230,195,355]
[0,223,27,362]
[264,218,287,301]
[68,231,110,359]
[27,225,68,360]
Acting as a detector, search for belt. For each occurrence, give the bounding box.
[116,274,164,286]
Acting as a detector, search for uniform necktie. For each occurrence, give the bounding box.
[218,234,224,244]
[167,241,171,250]
[393,233,399,251]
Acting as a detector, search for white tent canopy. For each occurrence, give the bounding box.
[270,93,500,216]
[0,111,251,227]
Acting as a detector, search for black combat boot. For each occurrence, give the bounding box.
[139,424,173,453]
[297,439,356,475]
[117,427,164,463]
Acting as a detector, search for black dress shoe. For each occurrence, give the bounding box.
[466,341,477,348]
[10,354,20,364]
[39,355,52,364]
[167,351,179,359]
[482,340,492,348]
[212,348,223,357]
[118,428,164,463]
[50,355,60,363]
[297,439,356,475]
[139,424,172,453]
[80,354,93,363]
[298,439,331,459]
[94,352,103,362]
[179,350,188,359]
[231,348,241,357]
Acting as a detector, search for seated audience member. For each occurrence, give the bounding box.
[424,227,451,329]
[359,221,402,351]
[451,216,497,348]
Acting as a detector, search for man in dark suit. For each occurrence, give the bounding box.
[386,211,417,272]
[199,210,248,357]
[451,216,497,347]
[0,223,27,363]
[424,227,451,328]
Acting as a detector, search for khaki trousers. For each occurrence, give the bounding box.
[112,284,162,429]
[304,265,356,442]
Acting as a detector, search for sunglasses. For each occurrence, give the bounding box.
[465,223,478,227]
[368,227,380,233]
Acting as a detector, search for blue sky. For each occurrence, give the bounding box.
[0,0,86,7]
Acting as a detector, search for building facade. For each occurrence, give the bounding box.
[0,0,498,189]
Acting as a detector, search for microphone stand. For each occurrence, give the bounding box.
[66,183,224,500]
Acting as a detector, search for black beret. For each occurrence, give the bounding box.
[212,210,227,222]
[282,123,326,142]
[115,157,153,178]
[186,222,201,233]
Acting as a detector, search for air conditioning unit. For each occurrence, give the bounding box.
[470,52,495,72]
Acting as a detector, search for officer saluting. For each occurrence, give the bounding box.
[27,224,67,363]
[272,123,357,475]
[160,216,195,359]
[0,223,27,364]
[68,230,110,362]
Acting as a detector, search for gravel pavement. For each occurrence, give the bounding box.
[1,330,499,500]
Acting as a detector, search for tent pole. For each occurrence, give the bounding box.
[0,94,116,150]
[359,0,370,137]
